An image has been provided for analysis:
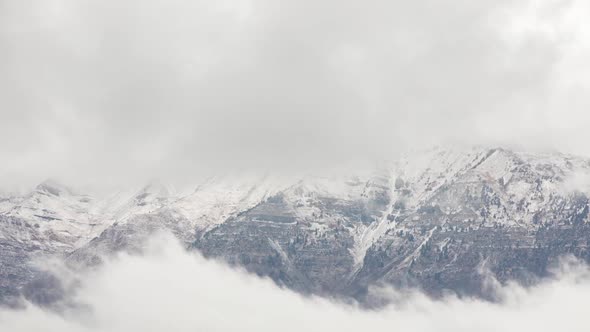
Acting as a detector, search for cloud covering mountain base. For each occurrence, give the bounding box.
[1,233,589,332]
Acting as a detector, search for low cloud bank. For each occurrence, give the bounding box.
[1,233,589,331]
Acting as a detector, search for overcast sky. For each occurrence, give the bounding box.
[1,0,590,189]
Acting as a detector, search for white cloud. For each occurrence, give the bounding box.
[1,0,590,190]
[1,233,590,331]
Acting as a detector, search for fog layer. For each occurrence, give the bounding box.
[0,233,589,332]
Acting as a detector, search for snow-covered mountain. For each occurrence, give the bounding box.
[3,146,590,306]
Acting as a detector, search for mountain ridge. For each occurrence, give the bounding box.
[2,145,590,306]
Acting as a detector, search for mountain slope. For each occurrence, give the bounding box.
[193,147,590,301]
[2,146,590,306]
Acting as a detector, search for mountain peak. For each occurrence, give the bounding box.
[35,179,73,197]
[138,180,173,197]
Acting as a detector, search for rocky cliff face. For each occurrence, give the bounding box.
[3,146,590,306]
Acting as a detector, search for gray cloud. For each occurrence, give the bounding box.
[1,0,589,190]
[1,233,590,331]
